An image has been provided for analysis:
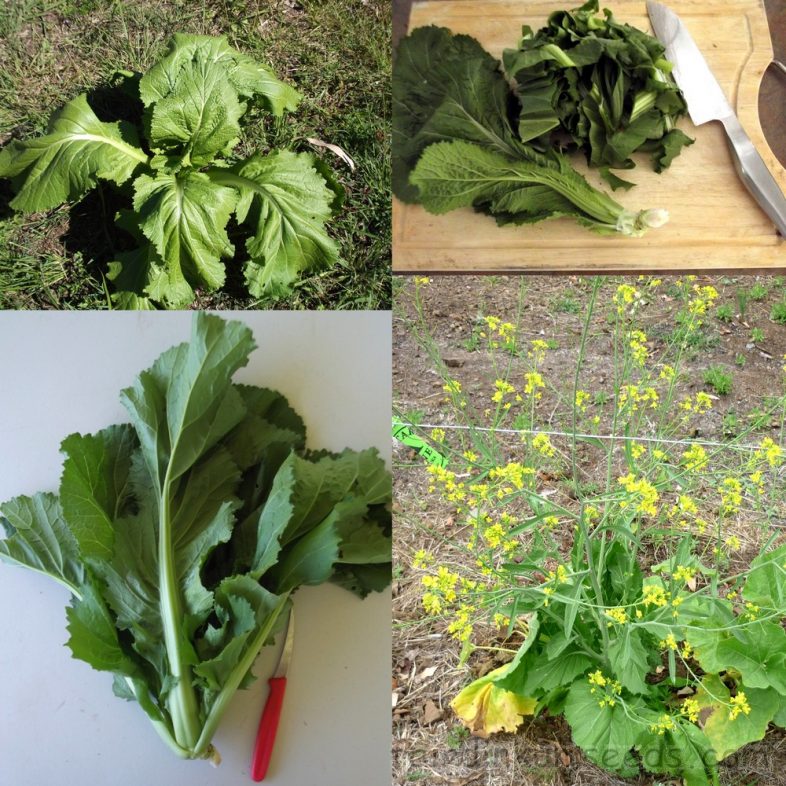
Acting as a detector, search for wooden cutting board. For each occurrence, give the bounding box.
[392,0,786,273]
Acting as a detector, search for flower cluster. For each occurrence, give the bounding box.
[719,477,743,516]
[729,692,751,721]
[588,671,623,708]
[480,315,517,351]
[427,465,467,506]
[650,714,676,735]
[489,462,535,493]
[618,473,659,517]
[682,444,709,473]
[617,384,659,412]
[627,329,649,367]
[613,284,642,316]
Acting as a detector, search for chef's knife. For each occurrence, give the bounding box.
[251,609,294,781]
[647,0,786,237]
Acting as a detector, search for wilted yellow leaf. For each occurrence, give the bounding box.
[450,665,537,738]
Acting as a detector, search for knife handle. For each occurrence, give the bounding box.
[251,677,287,782]
[721,115,786,238]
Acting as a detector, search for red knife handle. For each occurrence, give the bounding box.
[251,677,288,781]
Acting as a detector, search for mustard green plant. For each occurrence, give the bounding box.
[397,276,786,786]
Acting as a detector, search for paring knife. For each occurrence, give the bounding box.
[647,0,786,237]
[251,609,295,782]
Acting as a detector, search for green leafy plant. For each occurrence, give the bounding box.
[715,304,734,323]
[0,313,391,762]
[750,328,765,345]
[704,366,733,395]
[770,301,786,325]
[0,34,343,309]
[397,277,786,786]
[393,26,668,236]
[504,0,692,186]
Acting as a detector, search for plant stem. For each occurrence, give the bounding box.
[159,470,202,751]
[125,678,192,758]
[193,593,291,757]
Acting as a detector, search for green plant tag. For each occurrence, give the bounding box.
[392,420,448,468]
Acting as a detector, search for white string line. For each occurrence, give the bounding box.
[409,422,780,453]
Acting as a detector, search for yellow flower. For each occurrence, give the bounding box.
[694,392,713,413]
[443,379,462,394]
[660,365,676,381]
[422,592,442,614]
[583,505,600,526]
[614,284,641,315]
[729,692,751,721]
[688,284,719,316]
[489,462,535,490]
[605,607,628,625]
[588,670,607,688]
[413,549,435,569]
[724,535,741,552]
[650,714,676,735]
[532,432,556,457]
[523,371,545,398]
[430,428,446,444]
[618,384,659,412]
[673,565,697,584]
[483,523,506,549]
[720,477,743,515]
[628,329,649,366]
[642,584,669,608]
[575,390,591,412]
[414,276,431,285]
[661,633,678,651]
[528,339,549,363]
[493,612,510,628]
[630,443,646,460]
[756,437,783,467]
[682,444,708,472]
[546,564,569,584]
[618,473,659,516]
[681,698,700,723]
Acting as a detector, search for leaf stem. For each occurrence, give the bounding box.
[193,592,291,757]
[159,470,202,751]
[124,677,192,758]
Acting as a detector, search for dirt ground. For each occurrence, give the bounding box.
[392,274,786,786]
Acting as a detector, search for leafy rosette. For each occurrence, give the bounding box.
[0,35,343,308]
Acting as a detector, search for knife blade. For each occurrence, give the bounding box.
[647,0,786,237]
[251,609,295,782]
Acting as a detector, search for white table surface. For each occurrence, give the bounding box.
[0,311,392,786]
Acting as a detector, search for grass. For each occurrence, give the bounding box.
[771,301,786,324]
[704,365,733,395]
[0,0,390,310]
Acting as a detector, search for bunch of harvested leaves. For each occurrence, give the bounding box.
[505,0,693,186]
[393,26,667,236]
[0,314,391,762]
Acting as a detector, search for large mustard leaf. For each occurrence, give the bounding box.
[0,94,147,212]
[451,665,537,738]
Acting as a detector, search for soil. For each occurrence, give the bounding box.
[392,274,786,786]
